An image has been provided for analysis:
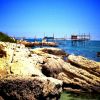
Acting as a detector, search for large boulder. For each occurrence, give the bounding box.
[0,42,63,100]
[31,47,68,60]
[0,76,62,100]
[10,60,43,76]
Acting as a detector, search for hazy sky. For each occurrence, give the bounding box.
[0,0,100,40]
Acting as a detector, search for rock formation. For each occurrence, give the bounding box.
[0,42,100,100]
[0,76,62,100]
[17,40,58,47]
[68,55,100,76]
[31,47,100,93]
[0,42,62,100]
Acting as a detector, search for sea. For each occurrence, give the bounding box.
[26,39,100,100]
[26,38,100,62]
[57,40,100,62]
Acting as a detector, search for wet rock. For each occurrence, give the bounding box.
[97,52,100,57]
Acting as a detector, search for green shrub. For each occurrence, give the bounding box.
[0,32,16,43]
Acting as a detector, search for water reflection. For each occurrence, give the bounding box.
[60,92,100,100]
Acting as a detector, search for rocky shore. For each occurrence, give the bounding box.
[0,42,100,100]
[17,40,58,47]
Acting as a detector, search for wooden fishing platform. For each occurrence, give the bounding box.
[71,34,90,41]
[71,34,90,46]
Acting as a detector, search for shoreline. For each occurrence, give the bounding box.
[0,42,100,100]
[17,40,58,47]
[20,39,100,62]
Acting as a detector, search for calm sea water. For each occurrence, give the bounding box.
[26,39,100,100]
[26,39,100,62]
[57,40,100,62]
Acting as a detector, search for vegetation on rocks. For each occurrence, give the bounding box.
[0,32,16,43]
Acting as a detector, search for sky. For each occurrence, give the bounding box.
[0,0,100,40]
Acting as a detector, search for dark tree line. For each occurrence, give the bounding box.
[0,32,16,43]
